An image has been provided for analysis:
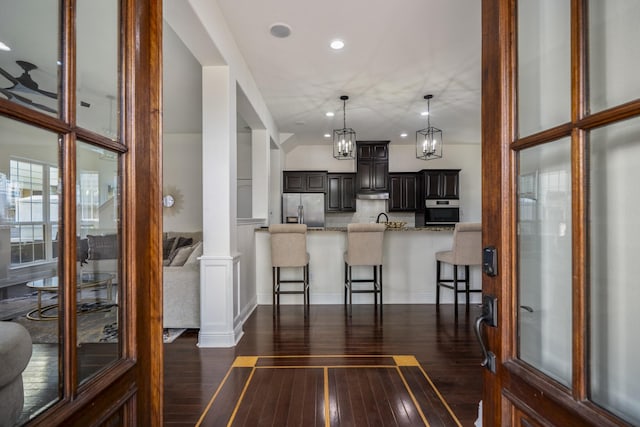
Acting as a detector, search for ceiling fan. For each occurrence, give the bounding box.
[0,60,58,113]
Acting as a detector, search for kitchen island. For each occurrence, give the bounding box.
[255,226,482,305]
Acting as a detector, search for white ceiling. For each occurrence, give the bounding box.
[215,0,482,147]
[1,1,483,148]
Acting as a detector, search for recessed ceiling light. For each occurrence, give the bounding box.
[400,133,408,138]
[421,111,429,116]
[269,23,292,38]
[324,134,331,138]
[0,41,11,51]
[295,120,305,125]
[325,111,334,117]
[330,39,345,50]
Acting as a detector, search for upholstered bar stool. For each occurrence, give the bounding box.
[269,224,310,313]
[435,222,482,315]
[344,223,386,316]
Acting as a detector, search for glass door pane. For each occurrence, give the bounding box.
[0,0,60,117]
[76,141,120,385]
[589,1,640,113]
[517,0,571,137]
[76,0,119,140]
[517,138,572,387]
[590,117,640,424]
[0,116,61,424]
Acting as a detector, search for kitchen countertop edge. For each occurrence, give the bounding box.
[256,226,455,232]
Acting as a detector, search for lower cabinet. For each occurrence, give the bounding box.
[326,173,356,212]
[389,173,418,211]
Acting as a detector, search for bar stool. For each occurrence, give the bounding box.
[344,223,386,316]
[269,224,310,313]
[435,222,482,315]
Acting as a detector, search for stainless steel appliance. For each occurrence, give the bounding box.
[282,193,325,227]
[425,199,460,225]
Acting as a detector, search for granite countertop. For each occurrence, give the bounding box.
[257,225,454,232]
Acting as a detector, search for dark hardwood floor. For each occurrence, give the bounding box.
[164,304,484,426]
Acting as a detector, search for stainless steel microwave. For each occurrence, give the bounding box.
[424,199,460,225]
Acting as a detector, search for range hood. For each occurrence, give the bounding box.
[357,192,389,200]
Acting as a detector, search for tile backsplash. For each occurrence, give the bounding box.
[325,199,415,227]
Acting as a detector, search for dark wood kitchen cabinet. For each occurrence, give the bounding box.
[283,171,327,193]
[389,173,418,211]
[326,173,356,212]
[421,169,460,199]
[356,141,389,193]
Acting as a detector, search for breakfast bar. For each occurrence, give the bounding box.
[255,226,482,305]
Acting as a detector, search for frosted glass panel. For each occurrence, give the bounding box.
[589,1,640,113]
[518,0,571,137]
[590,118,640,424]
[517,138,572,387]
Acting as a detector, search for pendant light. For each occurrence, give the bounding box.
[416,94,443,160]
[333,95,356,160]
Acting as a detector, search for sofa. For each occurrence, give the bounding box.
[162,231,202,329]
[0,322,33,427]
[79,231,202,329]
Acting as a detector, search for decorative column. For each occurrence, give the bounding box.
[198,65,243,347]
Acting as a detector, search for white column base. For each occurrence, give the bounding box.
[198,254,243,347]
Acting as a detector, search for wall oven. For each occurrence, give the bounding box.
[424,199,460,225]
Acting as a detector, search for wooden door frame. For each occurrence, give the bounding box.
[0,0,163,424]
[482,0,640,425]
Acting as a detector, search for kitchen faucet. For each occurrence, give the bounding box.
[376,212,389,223]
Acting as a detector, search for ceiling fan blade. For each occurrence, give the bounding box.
[0,66,20,87]
[1,87,57,114]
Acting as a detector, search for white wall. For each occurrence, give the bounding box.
[285,143,482,222]
[237,131,252,218]
[162,133,203,232]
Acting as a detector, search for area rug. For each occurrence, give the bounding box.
[10,302,118,344]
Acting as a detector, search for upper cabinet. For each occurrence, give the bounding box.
[356,141,389,193]
[283,171,327,193]
[326,173,356,212]
[421,169,460,199]
[389,173,418,211]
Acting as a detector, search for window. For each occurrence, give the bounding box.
[8,159,59,266]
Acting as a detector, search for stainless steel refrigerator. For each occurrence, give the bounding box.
[282,193,325,227]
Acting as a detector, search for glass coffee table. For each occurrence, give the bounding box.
[26,272,114,320]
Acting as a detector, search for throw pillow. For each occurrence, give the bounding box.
[184,241,203,265]
[87,234,118,260]
[168,244,195,266]
[162,237,176,260]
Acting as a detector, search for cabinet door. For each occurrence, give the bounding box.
[372,143,388,159]
[326,175,342,211]
[372,160,388,191]
[403,174,418,210]
[283,172,305,192]
[423,170,441,199]
[440,171,459,199]
[357,161,373,191]
[341,174,356,211]
[389,175,403,210]
[306,173,327,192]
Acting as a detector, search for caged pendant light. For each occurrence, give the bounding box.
[333,95,356,160]
[416,94,443,160]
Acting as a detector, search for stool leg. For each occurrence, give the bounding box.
[453,265,459,317]
[348,265,353,317]
[465,265,470,312]
[306,263,310,306]
[436,261,441,306]
[379,265,383,316]
[373,266,378,306]
[277,267,281,306]
[344,262,348,304]
[272,267,276,315]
